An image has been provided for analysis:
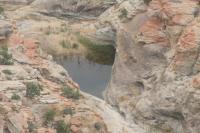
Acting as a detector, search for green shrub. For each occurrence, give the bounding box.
[45,30,51,35]
[94,122,102,131]
[60,71,66,76]
[63,107,74,116]
[28,121,36,133]
[43,109,56,125]
[0,6,4,14]
[60,40,69,48]
[26,82,41,98]
[11,93,21,100]
[72,43,79,49]
[77,36,115,65]
[119,8,128,19]
[0,46,14,65]
[2,69,13,75]
[143,0,152,5]
[56,120,71,133]
[61,87,80,100]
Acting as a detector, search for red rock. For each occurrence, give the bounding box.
[192,75,200,89]
[136,17,169,46]
[71,125,80,133]
[149,0,197,25]
[167,18,200,75]
[70,117,82,127]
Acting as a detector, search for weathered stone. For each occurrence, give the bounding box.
[37,128,56,133]
[0,20,12,40]
[71,125,80,133]
[0,117,4,133]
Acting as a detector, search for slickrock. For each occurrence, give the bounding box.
[105,0,200,132]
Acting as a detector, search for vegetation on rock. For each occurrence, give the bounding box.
[2,69,13,75]
[11,93,21,100]
[28,121,36,133]
[78,36,115,65]
[61,87,80,100]
[0,6,4,14]
[63,107,74,116]
[43,109,56,125]
[56,120,71,133]
[143,0,152,5]
[0,46,14,65]
[26,82,42,98]
[119,8,128,19]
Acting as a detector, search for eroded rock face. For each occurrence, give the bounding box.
[1,0,200,133]
[0,1,143,132]
[106,0,200,132]
[32,0,116,19]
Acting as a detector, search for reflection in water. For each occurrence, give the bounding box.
[55,56,113,98]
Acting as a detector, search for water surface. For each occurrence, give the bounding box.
[55,56,112,98]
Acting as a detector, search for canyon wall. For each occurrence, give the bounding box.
[105,0,200,133]
[1,0,200,133]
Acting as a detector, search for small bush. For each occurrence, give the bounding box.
[45,30,51,35]
[63,107,74,116]
[72,43,79,49]
[0,46,14,65]
[56,120,70,133]
[94,122,102,131]
[43,109,56,125]
[143,0,152,5]
[61,87,80,100]
[119,8,128,19]
[60,72,66,76]
[60,40,70,48]
[28,121,36,133]
[0,6,4,14]
[11,93,20,100]
[2,69,13,75]
[77,36,115,65]
[26,82,41,98]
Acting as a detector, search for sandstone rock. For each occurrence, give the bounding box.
[32,0,116,19]
[70,117,82,127]
[136,17,169,46]
[39,60,70,84]
[0,20,12,40]
[95,27,116,44]
[39,95,59,104]
[7,109,33,133]
[106,0,200,133]
[0,81,26,92]
[71,125,80,133]
[0,0,34,4]
[37,128,56,133]
[167,17,200,76]
[148,0,198,25]
[192,74,200,89]
[0,65,30,80]
[0,117,4,133]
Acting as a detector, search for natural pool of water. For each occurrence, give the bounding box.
[55,56,113,98]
